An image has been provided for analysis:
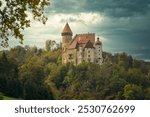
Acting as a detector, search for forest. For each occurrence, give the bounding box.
[0,44,150,100]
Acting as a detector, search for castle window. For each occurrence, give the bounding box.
[80,53,84,57]
[88,55,90,58]
[88,50,90,53]
[68,54,73,59]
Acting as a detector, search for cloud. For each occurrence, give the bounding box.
[7,12,104,49]
[50,0,150,17]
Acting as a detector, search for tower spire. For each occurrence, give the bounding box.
[61,23,73,36]
[61,23,73,49]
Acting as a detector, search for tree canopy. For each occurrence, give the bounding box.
[1,45,150,100]
[0,0,50,47]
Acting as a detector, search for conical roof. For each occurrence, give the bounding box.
[62,23,73,36]
[95,37,102,45]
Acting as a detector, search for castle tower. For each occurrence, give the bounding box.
[95,37,103,64]
[61,23,73,49]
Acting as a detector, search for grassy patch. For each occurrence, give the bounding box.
[3,96,16,100]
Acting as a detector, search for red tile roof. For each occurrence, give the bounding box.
[66,33,95,49]
[62,23,72,34]
[62,23,96,49]
[68,41,79,49]
[73,33,95,44]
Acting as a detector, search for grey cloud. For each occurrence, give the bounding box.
[86,0,150,17]
[50,0,86,13]
[60,17,78,23]
[50,0,150,17]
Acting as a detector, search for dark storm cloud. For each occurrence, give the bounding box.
[91,12,150,60]
[50,0,85,13]
[85,0,150,17]
[51,0,150,17]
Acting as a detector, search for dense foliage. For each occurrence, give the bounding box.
[0,45,150,100]
[0,0,50,47]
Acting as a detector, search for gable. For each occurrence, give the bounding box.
[74,33,95,44]
[84,40,94,48]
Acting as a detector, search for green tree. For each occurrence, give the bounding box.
[145,88,150,99]
[148,70,150,78]
[9,46,26,63]
[23,80,53,100]
[0,52,23,98]
[0,0,50,47]
[114,53,133,69]
[43,49,61,64]
[45,40,56,51]
[1,52,8,62]
[123,84,143,100]
[127,68,149,87]
[19,55,45,84]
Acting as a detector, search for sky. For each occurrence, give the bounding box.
[1,0,150,61]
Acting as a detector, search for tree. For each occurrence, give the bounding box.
[113,53,133,69]
[19,55,45,84]
[1,52,8,62]
[148,70,150,78]
[45,40,51,51]
[23,80,53,100]
[45,40,56,51]
[0,52,23,98]
[127,68,147,86]
[0,0,50,47]
[145,88,150,99]
[123,84,144,100]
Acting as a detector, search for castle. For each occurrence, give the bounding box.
[61,23,103,65]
